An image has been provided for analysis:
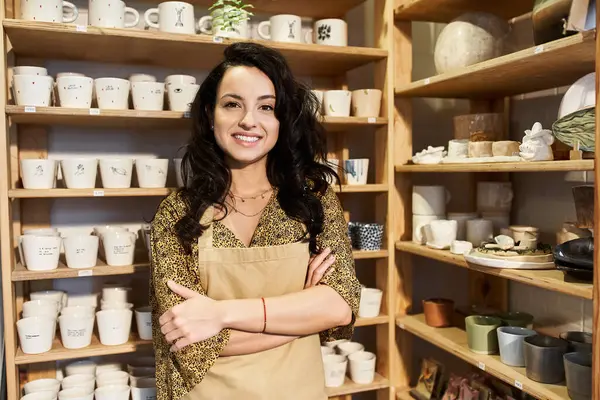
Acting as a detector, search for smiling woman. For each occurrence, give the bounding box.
[149,42,361,400]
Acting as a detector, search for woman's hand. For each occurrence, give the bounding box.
[305,247,336,289]
[159,280,225,352]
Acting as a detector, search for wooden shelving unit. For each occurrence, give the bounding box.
[395,160,594,173]
[394,0,534,23]
[0,1,399,399]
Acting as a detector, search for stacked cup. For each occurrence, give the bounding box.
[12,66,54,106]
[322,340,377,387]
[18,228,62,272]
[97,286,134,346]
[412,185,455,249]
[165,74,200,112]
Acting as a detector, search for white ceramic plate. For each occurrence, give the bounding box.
[464,250,555,270]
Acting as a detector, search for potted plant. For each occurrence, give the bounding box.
[206,0,254,38]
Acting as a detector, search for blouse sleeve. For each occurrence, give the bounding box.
[315,185,362,343]
[150,193,231,397]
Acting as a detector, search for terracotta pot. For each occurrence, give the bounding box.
[453,113,503,141]
[423,298,455,327]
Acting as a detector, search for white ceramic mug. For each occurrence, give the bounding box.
[167,82,199,112]
[19,234,62,271]
[477,182,513,212]
[14,66,48,76]
[102,231,136,266]
[322,354,347,388]
[63,234,99,269]
[61,374,95,393]
[131,377,157,400]
[60,158,98,189]
[165,74,196,85]
[447,212,478,241]
[95,78,130,110]
[448,139,469,158]
[99,158,133,188]
[198,14,250,38]
[351,89,382,118]
[59,314,95,349]
[20,0,78,22]
[17,316,55,354]
[412,214,442,245]
[88,0,139,28]
[412,185,450,215]
[305,18,348,46]
[30,290,67,311]
[131,82,164,111]
[337,341,364,357]
[466,219,494,246]
[344,159,369,185]
[135,306,152,340]
[358,288,383,318]
[65,360,97,377]
[23,379,60,395]
[96,309,133,346]
[427,220,457,249]
[135,158,169,188]
[258,14,302,43]
[21,159,57,189]
[13,75,53,106]
[144,1,195,34]
[57,76,93,108]
[129,73,157,83]
[22,300,59,319]
[323,90,351,117]
[96,370,129,387]
[348,351,376,384]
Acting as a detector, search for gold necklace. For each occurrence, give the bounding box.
[226,200,268,218]
[229,187,273,203]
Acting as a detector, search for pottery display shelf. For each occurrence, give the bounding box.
[5,106,388,132]
[394,0,533,23]
[394,31,595,99]
[3,20,387,78]
[395,241,593,300]
[396,314,569,400]
[395,160,594,173]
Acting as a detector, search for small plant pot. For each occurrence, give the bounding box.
[560,331,593,353]
[355,223,384,251]
[423,298,454,327]
[524,334,569,384]
[496,311,534,329]
[564,352,592,400]
[465,315,502,354]
[497,326,536,367]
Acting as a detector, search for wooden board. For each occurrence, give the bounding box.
[353,250,389,259]
[5,106,388,132]
[394,0,535,23]
[355,314,389,327]
[12,259,150,281]
[325,373,389,397]
[397,315,570,400]
[3,20,387,77]
[395,160,594,173]
[396,241,593,300]
[395,31,596,99]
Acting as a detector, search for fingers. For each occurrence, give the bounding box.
[164,328,186,344]
[160,320,178,336]
[159,309,175,327]
[305,248,336,288]
[170,337,192,352]
[305,248,332,289]
[309,254,335,287]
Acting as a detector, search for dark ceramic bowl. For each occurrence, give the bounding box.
[564,352,592,400]
[556,263,593,282]
[524,334,569,384]
[553,238,593,270]
[560,331,593,353]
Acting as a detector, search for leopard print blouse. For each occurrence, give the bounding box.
[150,185,361,400]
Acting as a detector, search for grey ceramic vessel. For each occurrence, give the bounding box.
[560,331,593,353]
[524,334,569,384]
[497,326,536,367]
[564,352,592,400]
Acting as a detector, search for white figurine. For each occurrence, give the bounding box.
[412,146,446,164]
[519,122,554,161]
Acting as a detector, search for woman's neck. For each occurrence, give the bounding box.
[228,158,271,197]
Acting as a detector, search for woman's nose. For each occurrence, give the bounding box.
[239,111,257,128]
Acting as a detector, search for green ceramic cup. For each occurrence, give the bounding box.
[466,315,503,354]
[497,311,534,329]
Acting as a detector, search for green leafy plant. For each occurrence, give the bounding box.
[209,0,254,33]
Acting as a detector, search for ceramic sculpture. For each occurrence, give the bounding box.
[520,122,554,161]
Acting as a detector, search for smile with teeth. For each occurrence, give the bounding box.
[233,134,261,143]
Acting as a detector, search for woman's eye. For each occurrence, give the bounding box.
[224,102,240,108]
[260,105,274,112]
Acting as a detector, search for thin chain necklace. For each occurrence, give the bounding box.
[229,187,273,203]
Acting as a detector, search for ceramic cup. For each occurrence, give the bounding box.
[144,1,195,34]
[450,240,473,255]
[135,158,169,188]
[324,339,349,349]
[131,377,157,400]
[100,301,133,310]
[17,316,55,354]
[559,331,593,353]
[21,159,57,189]
[99,158,133,188]
[59,314,95,349]
[323,90,351,117]
[14,66,48,76]
[497,326,536,367]
[129,371,156,387]
[57,76,94,108]
[354,223,383,251]
[427,219,457,250]
[412,185,450,216]
[63,234,99,269]
[65,360,97,377]
[509,226,539,250]
[60,306,95,317]
[351,89,382,118]
[94,78,130,110]
[167,82,199,112]
[22,299,59,319]
[23,379,60,395]
[468,141,493,157]
[305,18,348,46]
[19,234,62,271]
[20,0,78,22]
[412,214,442,245]
[344,159,369,185]
[447,212,478,240]
[13,75,54,106]
[57,387,94,399]
[88,0,140,28]
[95,384,130,400]
[466,219,494,246]
[358,288,383,318]
[129,73,157,83]
[477,181,513,213]
[96,370,129,387]
[321,346,335,357]
[102,231,136,266]
[564,352,592,400]
[524,334,569,384]
[102,286,131,303]
[448,139,469,158]
[480,211,510,234]
[30,290,67,311]
[135,306,153,340]
[493,140,520,157]
[347,351,376,384]
[96,309,133,346]
[423,298,454,327]
[258,14,302,43]
[61,374,95,393]
[465,315,502,354]
[198,13,250,38]
[131,81,164,111]
[497,311,534,329]
[60,158,98,189]
[323,354,347,388]
[337,341,365,357]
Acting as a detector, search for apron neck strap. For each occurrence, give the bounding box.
[198,205,214,249]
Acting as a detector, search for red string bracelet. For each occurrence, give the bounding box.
[260,297,267,333]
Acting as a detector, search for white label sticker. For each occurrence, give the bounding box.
[89,108,100,115]
[183,111,191,118]
[478,362,486,371]
[514,380,523,390]
[367,117,376,123]
[399,323,405,329]
[78,270,93,277]
[75,25,87,32]
[534,45,544,54]
[24,106,36,113]
[93,190,104,197]
[213,36,223,43]
[424,78,431,85]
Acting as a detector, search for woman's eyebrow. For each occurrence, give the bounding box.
[220,93,275,101]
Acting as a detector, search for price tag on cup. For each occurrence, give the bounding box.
[24,106,36,113]
[424,78,431,85]
[478,362,486,371]
[514,380,523,390]
[213,36,223,43]
[367,117,376,123]
[78,270,93,277]
[89,108,100,115]
[76,25,87,32]
[534,45,544,54]
[93,190,105,197]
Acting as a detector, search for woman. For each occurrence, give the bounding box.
[150,42,361,400]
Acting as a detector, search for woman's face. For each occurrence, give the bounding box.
[213,66,279,167]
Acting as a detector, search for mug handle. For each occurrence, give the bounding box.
[18,236,26,267]
[197,16,213,35]
[304,29,313,44]
[124,7,140,28]
[144,8,160,29]
[62,1,79,23]
[445,189,452,204]
[257,21,271,40]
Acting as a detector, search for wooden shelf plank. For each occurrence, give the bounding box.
[396,388,415,400]
[395,160,594,173]
[396,241,593,300]
[394,0,534,23]
[395,31,596,99]
[15,334,151,364]
[12,259,150,281]
[325,373,389,397]
[397,315,570,400]
[352,250,389,259]
[5,106,387,131]
[3,20,387,77]
[335,184,388,193]
[355,315,389,327]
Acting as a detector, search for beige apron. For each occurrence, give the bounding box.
[183,207,327,400]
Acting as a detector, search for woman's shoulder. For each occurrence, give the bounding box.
[154,190,187,226]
